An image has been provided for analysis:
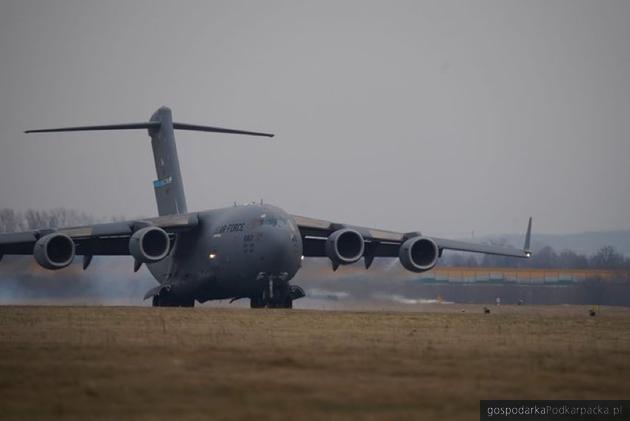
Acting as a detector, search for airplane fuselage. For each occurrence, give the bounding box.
[147,204,303,302]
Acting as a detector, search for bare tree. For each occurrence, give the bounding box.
[533,246,558,268]
[0,209,20,233]
[22,208,96,230]
[24,210,52,230]
[590,246,625,269]
[47,208,93,228]
[558,249,589,269]
[466,255,479,267]
[480,238,519,267]
[449,254,467,267]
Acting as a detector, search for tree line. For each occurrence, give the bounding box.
[0,208,96,233]
[443,241,630,270]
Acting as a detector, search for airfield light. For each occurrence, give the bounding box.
[209,253,216,259]
[301,255,305,261]
[525,251,532,258]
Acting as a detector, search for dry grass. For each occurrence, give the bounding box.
[0,305,629,420]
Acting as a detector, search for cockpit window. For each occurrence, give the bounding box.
[250,213,288,229]
[261,216,287,227]
[262,216,277,226]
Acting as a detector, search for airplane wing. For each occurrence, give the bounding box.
[0,213,198,262]
[293,214,532,268]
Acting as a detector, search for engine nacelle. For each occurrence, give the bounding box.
[129,226,170,263]
[34,233,76,270]
[398,236,439,272]
[325,228,365,266]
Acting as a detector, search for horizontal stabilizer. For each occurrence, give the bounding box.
[26,122,274,137]
[25,122,160,133]
[172,122,274,137]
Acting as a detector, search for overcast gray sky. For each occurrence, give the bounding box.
[0,0,628,237]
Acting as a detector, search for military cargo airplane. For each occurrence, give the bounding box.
[0,107,532,307]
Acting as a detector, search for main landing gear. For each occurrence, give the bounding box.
[250,275,305,309]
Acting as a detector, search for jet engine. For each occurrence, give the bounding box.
[129,226,170,263]
[34,233,76,270]
[325,228,364,266]
[398,236,439,272]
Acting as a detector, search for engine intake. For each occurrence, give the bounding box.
[129,226,170,263]
[399,236,439,272]
[325,228,364,265]
[34,233,76,270]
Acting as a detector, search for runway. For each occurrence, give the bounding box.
[1,304,629,420]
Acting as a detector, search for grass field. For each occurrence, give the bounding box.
[0,305,629,420]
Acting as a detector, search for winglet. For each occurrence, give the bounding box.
[523,217,532,257]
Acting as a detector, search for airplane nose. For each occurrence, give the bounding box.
[259,227,300,274]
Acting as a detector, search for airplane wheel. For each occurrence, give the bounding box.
[250,295,265,308]
[257,282,294,309]
[179,298,195,308]
[284,297,293,309]
[268,293,292,309]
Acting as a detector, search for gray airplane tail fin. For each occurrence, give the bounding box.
[25,106,274,216]
[523,216,532,253]
[147,107,187,216]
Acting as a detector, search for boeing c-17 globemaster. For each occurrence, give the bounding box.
[0,107,532,308]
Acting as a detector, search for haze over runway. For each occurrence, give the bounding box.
[1,1,629,236]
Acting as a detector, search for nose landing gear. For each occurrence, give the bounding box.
[250,273,305,309]
[151,286,195,307]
